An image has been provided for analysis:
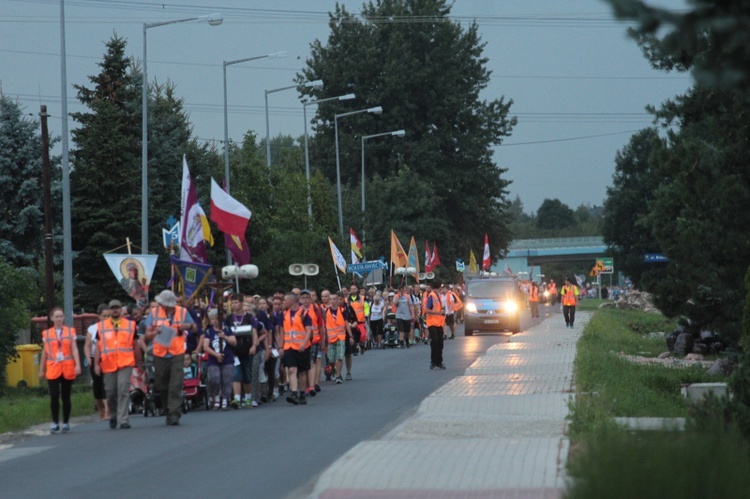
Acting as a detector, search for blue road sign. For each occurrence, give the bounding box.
[347,260,388,274]
[643,253,670,263]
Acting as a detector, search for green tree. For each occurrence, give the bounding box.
[602,128,663,287]
[0,257,36,389]
[536,198,577,231]
[299,0,516,265]
[0,96,46,268]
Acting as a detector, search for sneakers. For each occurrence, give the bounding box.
[335,376,343,384]
[62,423,70,433]
[430,363,435,370]
[109,419,117,429]
[240,399,247,408]
[221,399,228,411]
[437,363,446,370]
[286,392,300,405]
[120,423,131,429]
[345,373,352,381]
[449,334,455,340]
[213,400,221,410]
[251,400,259,408]
[315,384,321,392]
[305,387,317,397]
[230,399,240,409]
[50,423,60,434]
[299,394,308,405]
[272,388,279,400]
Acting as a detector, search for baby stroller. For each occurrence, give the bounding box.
[129,366,148,415]
[182,353,208,413]
[383,312,399,348]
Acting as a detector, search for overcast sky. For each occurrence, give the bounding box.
[1,0,692,213]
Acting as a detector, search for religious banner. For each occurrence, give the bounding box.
[103,253,158,308]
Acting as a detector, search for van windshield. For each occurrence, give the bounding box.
[467,280,517,298]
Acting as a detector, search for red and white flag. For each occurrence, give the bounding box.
[210,178,252,237]
[350,228,363,264]
[482,233,491,270]
[431,242,441,268]
[179,156,211,263]
[424,241,433,272]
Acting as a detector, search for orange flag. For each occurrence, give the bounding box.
[390,230,408,268]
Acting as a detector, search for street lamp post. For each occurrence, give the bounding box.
[302,92,356,221]
[360,129,405,242]
[334,106,383,237]
[223,51,286,193]
[265,79,323,168]
[142,13,222,255]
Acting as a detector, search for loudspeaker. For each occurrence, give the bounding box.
[418,273,426,280]
[406,266,417,275]
[425,272,435,279]
[239,264,259,279]
[305,264,319,276]
[222,266,240,279]
[394,267,406,275]
[289,263,304,276]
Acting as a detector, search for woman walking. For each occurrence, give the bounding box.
[38,307,82,433]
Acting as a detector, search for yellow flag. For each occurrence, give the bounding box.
[469,249,478,273]
[390,230,408,268]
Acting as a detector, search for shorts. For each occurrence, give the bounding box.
[310,342,322,361]
[344,332,355,356]
[234,355,252,383]
[327,341,345,362]
[283,348,310,372]
[445,314,455,327]
[397,318,411,334]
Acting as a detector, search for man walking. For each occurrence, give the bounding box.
[143,290,196,426]
[282,293,312,405]
[424,280,446,369]
[95,299,142,429]
[561,277,580,328]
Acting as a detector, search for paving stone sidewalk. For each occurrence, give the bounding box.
[310,312,588,499]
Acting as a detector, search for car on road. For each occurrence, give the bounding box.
[463,277,522,335]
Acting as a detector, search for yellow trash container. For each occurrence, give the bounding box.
[4,344,43,388]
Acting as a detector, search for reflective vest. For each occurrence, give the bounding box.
[562,285,579,306]
[549,283,557,296]
[98,318,136,373]
[150,305,188,358]
[304,305,324,344]
[425,291,445,328]
[283,308,308,351]
[43,326,77,380]
[326,307,347,343]
[349,299,365,323]
[530,287,539,303]
[447,291,463,312]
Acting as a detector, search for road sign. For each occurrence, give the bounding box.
[346,260,388,274]
[595,257,613,274]
[643,253,670,263]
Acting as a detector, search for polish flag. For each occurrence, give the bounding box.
[482,233,491,270]
[424,241,433,272]
[210,178,252,236]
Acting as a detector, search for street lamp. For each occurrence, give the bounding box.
[265,79,323,168]
[334,106,383,237]
[360,129,405,242]
[302,92,356,221]
[142,13,222,255]
[223,51,286,192]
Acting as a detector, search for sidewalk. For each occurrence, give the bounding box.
[310,312,588,499]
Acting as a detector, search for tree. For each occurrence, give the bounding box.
[0,96,45,268]
[602,128,663,288]
[536,199,576,231]
[0,257,36,390]
[298,0,516,265]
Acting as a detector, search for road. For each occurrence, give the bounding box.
[0,307,553,498]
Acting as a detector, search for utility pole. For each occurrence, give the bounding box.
[40,105,55,326]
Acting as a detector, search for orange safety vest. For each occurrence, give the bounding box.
[283,308,308,351]
[150,305,188,358]
[349,299,366,323]
[425,291,445,328]
[530,287,539,303]
[561,285,578,306]
[325,307,347,343]
[447,291,463,312]
[98,317,136,373]
[304,305,324,344]
[42,326,77,380]
[549,283,557,296]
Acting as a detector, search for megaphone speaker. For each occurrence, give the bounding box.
[305,264,319,276]
[222,266,240,279]
[426,272,435,279]
[289,264,304,276]
[240,264,259,279]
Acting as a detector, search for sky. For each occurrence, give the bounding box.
[0,0,692,214]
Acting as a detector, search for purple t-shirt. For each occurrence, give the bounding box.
[204,326,235,366]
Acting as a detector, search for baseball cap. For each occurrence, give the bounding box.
[108,299,123,308]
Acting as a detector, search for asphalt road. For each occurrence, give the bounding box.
[0,307,554,498]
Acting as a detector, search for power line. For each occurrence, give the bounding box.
[498,129,644,147]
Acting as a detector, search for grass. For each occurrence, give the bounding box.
[0,385,96,434]
[565,307,745,498]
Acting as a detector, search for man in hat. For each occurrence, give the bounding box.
[143,290,197,425]
[94,299,142,429]
[424,280,446,369]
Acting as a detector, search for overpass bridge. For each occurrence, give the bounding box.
[492,236,607,279]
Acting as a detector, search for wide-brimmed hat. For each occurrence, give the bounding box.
[155,290,177,307]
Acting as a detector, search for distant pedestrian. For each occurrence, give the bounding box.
[561,277,580,328]
[39,307,82,434]
[529,282,540,318]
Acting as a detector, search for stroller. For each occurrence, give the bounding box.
[182,353,208,413]
[128,343,160,417]
[383,312,399,348]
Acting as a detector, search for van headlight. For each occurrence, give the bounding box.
[504,300,518,312]
[465,301,477,313]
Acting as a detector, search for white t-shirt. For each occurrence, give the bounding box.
[370,302,385,321]
[87,322,100,357]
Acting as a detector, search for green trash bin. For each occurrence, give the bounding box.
[18,344,43,388]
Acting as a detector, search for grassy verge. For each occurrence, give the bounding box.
[0,385,96,434]
[565,307,747,498]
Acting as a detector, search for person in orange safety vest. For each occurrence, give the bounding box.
[424,280,446,370]
[561,277,580,328]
